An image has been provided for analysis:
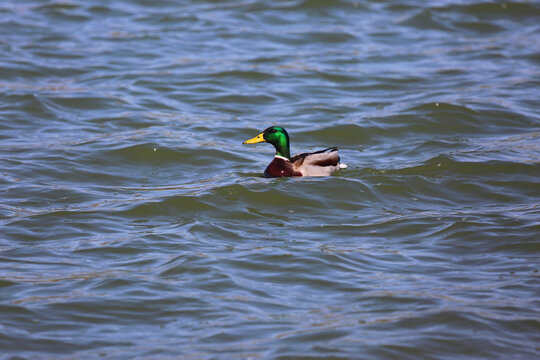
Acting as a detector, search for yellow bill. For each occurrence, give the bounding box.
[243,132,265,144]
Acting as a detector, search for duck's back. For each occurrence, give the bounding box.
[291,147,343,176]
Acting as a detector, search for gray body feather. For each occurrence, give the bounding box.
[291,147,346,176]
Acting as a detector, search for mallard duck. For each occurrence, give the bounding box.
[243,126,347,177]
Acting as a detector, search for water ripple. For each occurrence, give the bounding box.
[1,0,539,358]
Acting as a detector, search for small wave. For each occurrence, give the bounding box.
[388,155,540,191]
[398,2,540,34]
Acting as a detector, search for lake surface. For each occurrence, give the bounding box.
[1,0,539,359]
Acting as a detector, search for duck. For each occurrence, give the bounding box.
[243,126,347,177]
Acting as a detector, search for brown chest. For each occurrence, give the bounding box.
[264,157,302,177]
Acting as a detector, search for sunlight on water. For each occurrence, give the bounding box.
[1,0,539,358]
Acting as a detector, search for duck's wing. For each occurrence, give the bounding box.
[291,147,343,176]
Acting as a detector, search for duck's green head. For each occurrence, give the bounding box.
[243,126,291,159]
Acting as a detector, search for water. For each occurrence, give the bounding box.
[1,0,539,358]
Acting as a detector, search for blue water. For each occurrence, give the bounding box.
[1,1,540,359]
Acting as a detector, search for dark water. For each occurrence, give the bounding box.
[1,0,540,358]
